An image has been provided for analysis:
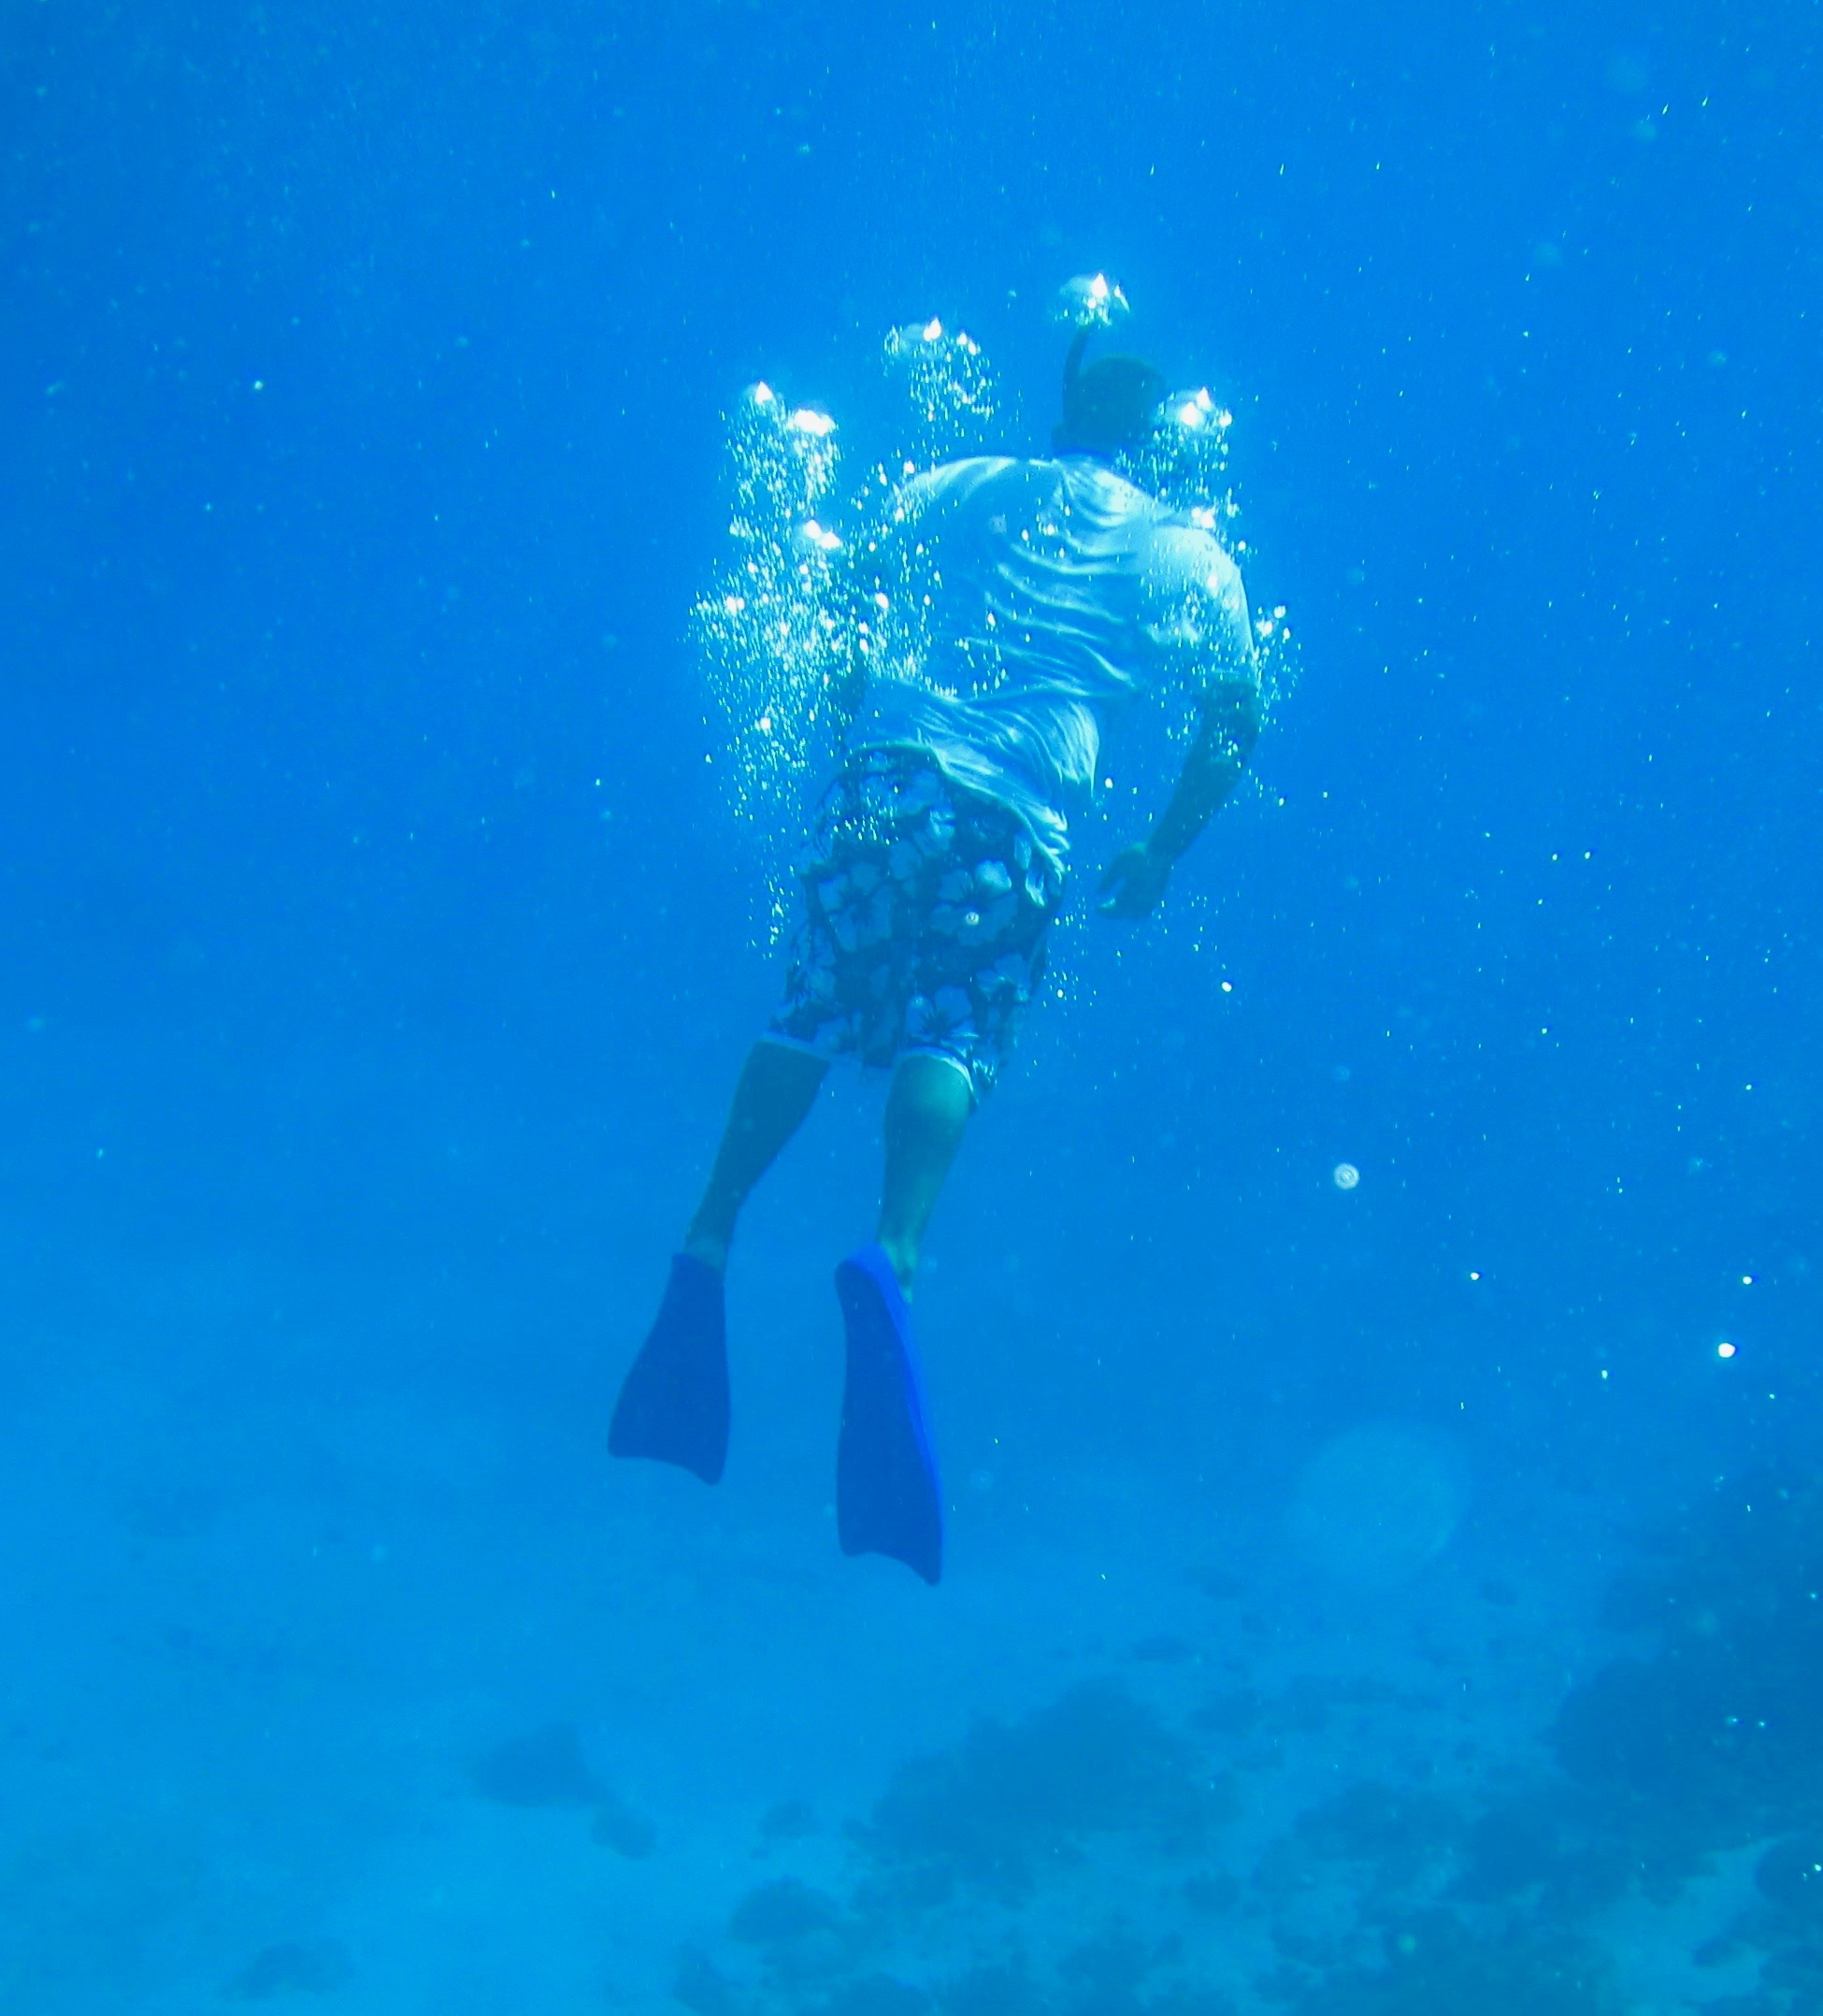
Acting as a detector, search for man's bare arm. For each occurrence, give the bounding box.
[1097,679,1261,918]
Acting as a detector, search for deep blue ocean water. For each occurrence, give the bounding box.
[3,6,1819,2010]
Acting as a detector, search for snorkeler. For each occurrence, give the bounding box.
[610,310,1261,1585]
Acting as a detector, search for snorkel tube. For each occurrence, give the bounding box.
[1050,272,1165,462]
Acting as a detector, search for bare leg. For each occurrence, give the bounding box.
[877,1054,973,1295]
[683,1041,829,1269]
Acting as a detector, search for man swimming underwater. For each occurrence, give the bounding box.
[610,321,1261,1585]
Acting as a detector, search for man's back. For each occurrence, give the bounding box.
[849,454,1256,865]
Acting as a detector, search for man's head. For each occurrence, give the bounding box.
[1052,329,1166,461]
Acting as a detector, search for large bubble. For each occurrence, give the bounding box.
[1054,271,1132,329]
[1120,385,1234,518]
[881,317,999,470]
[1288,1423,1464,1588]
[687,385,856,938]
[689,331,1002,939]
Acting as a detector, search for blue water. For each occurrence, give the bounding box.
[4,7,1818,2011]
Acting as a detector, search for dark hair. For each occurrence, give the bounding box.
[1052,328,1166,459]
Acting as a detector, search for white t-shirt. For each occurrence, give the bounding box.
[849,454,1256,867]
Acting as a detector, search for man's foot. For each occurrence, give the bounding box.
[609,1255,729,1484]
[834,1245,942,1585]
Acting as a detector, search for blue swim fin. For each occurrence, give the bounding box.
[609,1254,728,1485]
[834,1246,942,1585]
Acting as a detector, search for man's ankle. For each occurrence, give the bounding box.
[877,1234,918,1297]
[682,1229,729,1272]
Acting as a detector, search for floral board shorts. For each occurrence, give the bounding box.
[766,748,1065,1102]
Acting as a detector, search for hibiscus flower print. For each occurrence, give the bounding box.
[979,951,1036,1007]
[905,986,977,1049]
[954,892,1018,946]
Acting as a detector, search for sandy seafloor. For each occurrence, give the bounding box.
[0,1143,1781,2016]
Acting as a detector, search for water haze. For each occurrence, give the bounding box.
[3,6,1818,2011]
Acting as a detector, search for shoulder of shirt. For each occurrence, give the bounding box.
[906,454,1215,539]
[1055,455,1200,531]
[906,454,1029,505]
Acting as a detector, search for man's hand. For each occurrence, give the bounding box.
[1097,840,1173,919]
